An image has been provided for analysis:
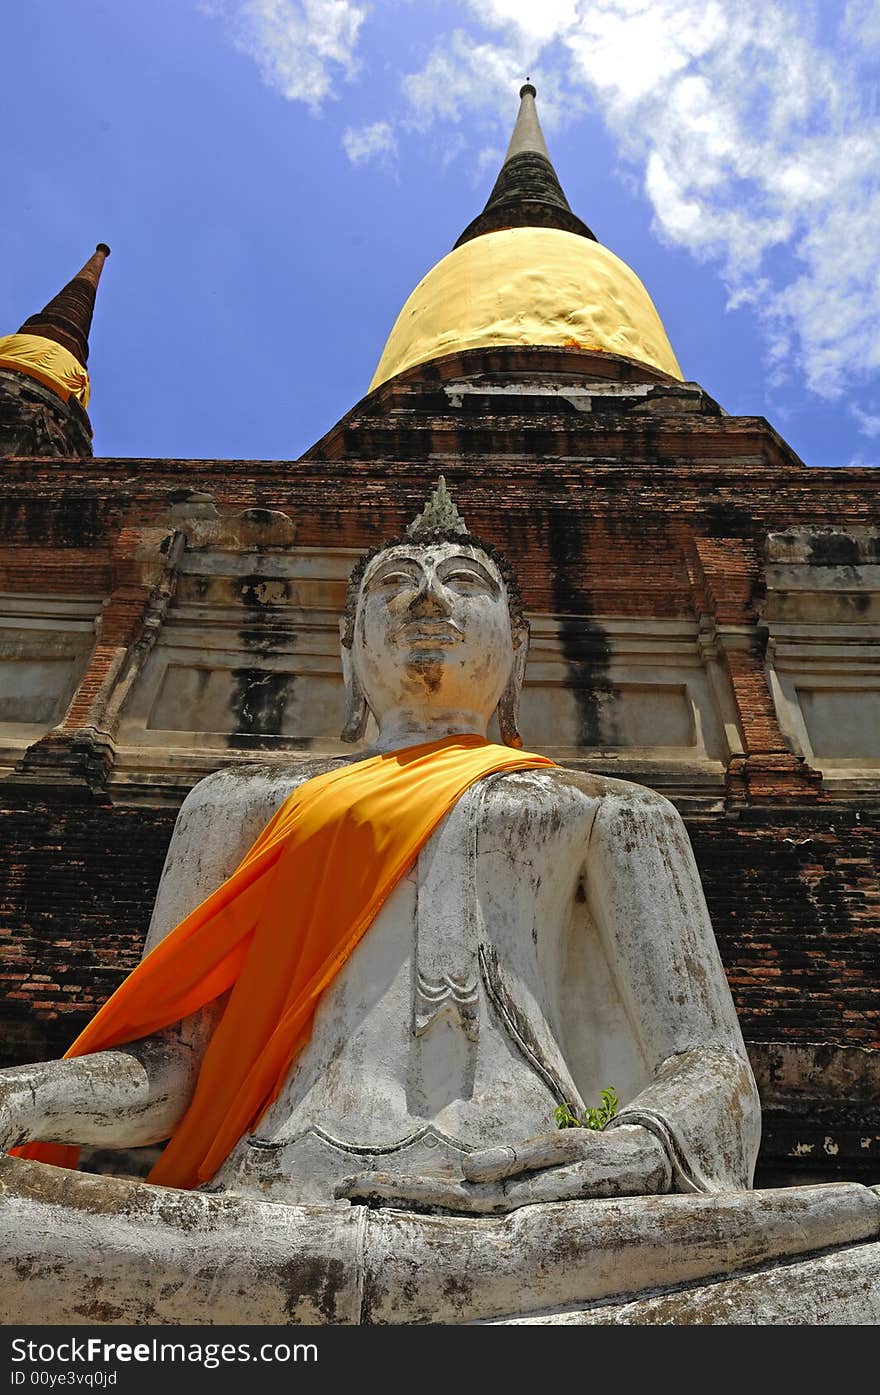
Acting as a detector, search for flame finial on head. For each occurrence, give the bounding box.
[405,476,468,539]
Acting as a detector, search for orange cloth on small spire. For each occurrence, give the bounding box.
[0,333,91,405]
[14,735,554,1189]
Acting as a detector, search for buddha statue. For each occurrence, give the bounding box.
[1,481,878,1325]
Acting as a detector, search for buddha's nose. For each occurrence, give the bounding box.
[408,572,453,616]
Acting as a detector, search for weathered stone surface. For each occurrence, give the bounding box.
[510,1236,880,1325]
[0,1156,363,1325]
[748,1041,880,1188]
[0,369,92,457]
[1,1159,877,1324]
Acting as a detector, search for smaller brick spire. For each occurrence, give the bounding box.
[455,85,596,249]
[18,243,111,367]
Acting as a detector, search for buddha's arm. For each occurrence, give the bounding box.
[0,764,305,1154]
[584,787,761,1192]
[0,1029,204,1151]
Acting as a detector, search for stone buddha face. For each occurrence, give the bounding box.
[341,534,529,749]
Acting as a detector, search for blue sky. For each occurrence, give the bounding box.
[3,1,879,468]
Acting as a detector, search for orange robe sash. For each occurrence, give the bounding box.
[15,735,554,1189]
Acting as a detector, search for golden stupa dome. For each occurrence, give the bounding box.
[369,225,682,391]
[369,85,681,393]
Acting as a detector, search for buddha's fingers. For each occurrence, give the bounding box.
[463,1130,597,1182]
[333,1127,671,1214]
[495,1161,622,1207]
[499,1134,672,1209]
[334,1170,504,1214]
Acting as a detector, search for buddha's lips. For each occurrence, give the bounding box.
[394,620,462,646]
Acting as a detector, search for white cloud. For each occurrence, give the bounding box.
[401,1,880,402]
[463,0,580,49]
[852,405,880,438]
[205,0,367,111]
[476,144,503,175]
[206,0,880,412]
[343,119,397,165]
[401,22,578,136]
[844,0,880,49]
[402,30,529,129]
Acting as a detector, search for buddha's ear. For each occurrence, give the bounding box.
[339,619,368,743]
[497,622,530,749]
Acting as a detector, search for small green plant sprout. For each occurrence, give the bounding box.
[554,1087,619,1131]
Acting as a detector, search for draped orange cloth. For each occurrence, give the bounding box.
[14,735,554,1189]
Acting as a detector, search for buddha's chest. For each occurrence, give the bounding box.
[213,777,593,1202]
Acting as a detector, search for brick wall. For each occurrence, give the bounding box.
[0,800,176,1064]
[689,809,880,1048]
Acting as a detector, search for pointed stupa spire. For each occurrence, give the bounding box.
[502,80,552,163]
[454,84,596,249]
[18,244,111,367]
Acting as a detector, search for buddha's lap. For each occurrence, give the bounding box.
[2,1153,878,1323]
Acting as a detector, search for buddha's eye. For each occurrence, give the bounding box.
[373,571,417,590]
[443,570,492,591]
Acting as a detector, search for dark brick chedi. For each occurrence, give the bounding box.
[18,245,110,367]
[0,244,110,459]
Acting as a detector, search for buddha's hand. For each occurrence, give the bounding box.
[334,1123,672,1214]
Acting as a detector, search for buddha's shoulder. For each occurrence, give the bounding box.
[176,755,360,820]
[484,764,677,821]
